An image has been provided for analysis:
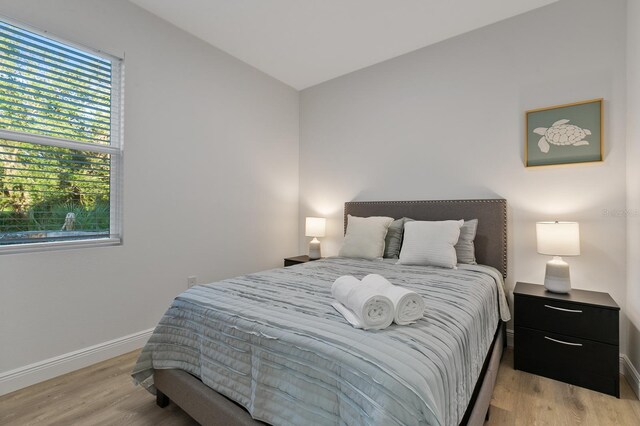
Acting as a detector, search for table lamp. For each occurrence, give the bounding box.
[536,221,580,293]
[305,217,326,260]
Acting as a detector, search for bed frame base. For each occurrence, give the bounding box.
[154,368,264,426]
[156,390,169,408]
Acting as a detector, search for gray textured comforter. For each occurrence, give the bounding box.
[132,258,508,426]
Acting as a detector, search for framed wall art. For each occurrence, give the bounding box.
[525,98,603,167]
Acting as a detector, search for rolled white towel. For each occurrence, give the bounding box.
[362,274,425,325]
[331,275,394,330]
[331,275,361,301]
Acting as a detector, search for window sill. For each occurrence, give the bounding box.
[0,237,122,255]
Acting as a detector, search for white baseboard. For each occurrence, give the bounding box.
[0,328,153,397]
[506,328,514,348]
[621,354,640,399]
[508,328,640,400]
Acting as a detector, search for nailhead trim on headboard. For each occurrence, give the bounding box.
[343,199,507,278]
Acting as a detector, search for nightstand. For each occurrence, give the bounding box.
[514,282,620,397]
[283,255,318,267]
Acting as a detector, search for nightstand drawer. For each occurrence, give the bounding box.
[514,326,619,397]
[515,295,618,345]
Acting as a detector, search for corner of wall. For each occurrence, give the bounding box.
[627,0,640,379]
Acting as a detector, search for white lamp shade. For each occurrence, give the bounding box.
[305,217,326,237]
[536,222,580,256]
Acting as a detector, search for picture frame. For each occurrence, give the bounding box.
[525,98,603,167]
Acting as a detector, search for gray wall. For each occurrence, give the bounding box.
[0,0,299,375]
[627,0,640,377]
[300,0,629,355]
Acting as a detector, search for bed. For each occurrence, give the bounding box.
[133,199,508,426]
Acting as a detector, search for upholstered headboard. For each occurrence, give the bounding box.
[344,199,507,277]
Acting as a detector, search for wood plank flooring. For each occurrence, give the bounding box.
[0,351,196,426]
[0,348,638,425]
[490,351,640,425]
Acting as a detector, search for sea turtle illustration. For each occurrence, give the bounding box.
[533,119,591,153]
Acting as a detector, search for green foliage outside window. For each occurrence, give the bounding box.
[0,21,113,242]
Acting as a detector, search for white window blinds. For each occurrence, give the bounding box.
[0,19,123,252]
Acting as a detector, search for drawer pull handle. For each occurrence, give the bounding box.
[544,336,583,347]
[544,304,582,313]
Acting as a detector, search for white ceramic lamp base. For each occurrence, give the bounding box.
[308,237,321,259]
[544,256,571,293]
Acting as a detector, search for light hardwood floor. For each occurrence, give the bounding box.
[1,349,638,425]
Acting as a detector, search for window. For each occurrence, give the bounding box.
[0,19,123,253]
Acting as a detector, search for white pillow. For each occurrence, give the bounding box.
[398,220,464,268]
[339,215,394,259]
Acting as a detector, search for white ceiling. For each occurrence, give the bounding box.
[130,0,558,90]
